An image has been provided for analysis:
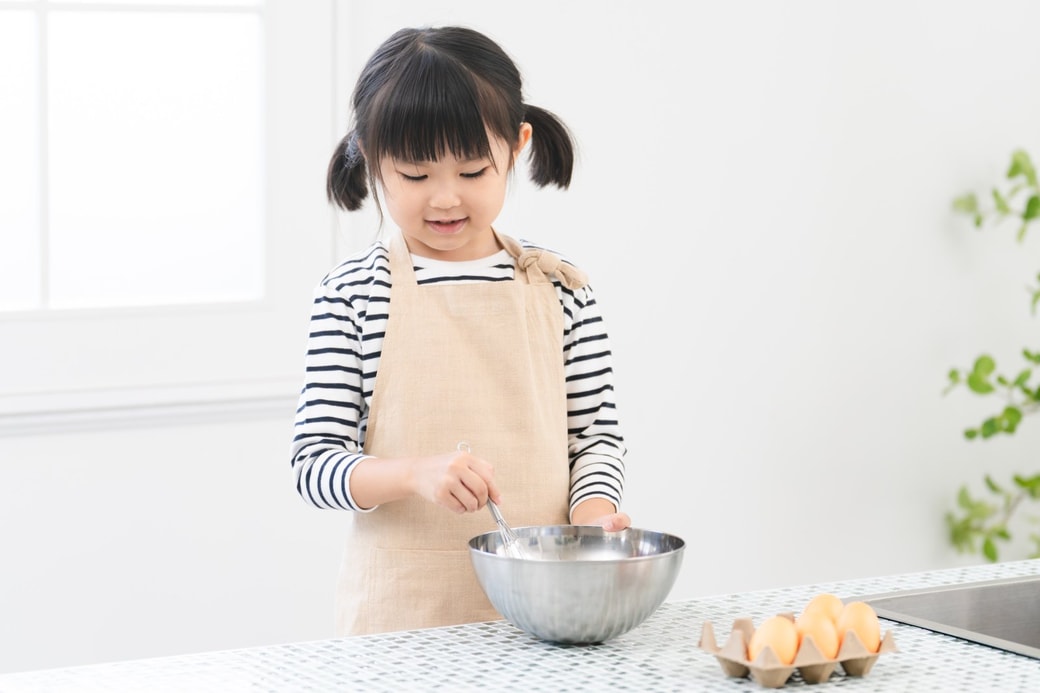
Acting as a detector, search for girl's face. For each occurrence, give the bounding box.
[376,125,531,261]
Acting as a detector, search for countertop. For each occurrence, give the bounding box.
[2,559,1039,692]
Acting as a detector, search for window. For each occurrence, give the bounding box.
[2,0,265,312]
[0,1,335,433]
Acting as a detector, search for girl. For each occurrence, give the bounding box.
[291,25,630,636]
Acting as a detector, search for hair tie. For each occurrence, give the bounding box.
[343,134,364,166]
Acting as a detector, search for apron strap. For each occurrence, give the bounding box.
[495,231,589,290]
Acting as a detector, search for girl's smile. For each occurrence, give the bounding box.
[426,217,468,235]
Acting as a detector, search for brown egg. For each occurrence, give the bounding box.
[795,611,840,659]
[801,593,843,624]
[748,615,799,665]
[836,601,881,653]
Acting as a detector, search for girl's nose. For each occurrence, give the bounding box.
[429,181,461,209]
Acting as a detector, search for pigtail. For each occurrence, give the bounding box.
[522,104,575,189]
[326,130,369,211]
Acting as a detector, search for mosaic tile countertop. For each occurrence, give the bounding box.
[2,560,1039,692]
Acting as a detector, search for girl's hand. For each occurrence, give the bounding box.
[410,448,502,514]
[571,498,631,531]
[593,512,632,532]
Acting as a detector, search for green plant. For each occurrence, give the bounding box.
[945,148,1040,562]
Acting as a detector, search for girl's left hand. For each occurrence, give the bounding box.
[571,497,631,531]
[594,512,631,532]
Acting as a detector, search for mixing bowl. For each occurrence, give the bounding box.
[468,525,685,644]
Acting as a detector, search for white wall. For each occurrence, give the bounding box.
[3,0,1040,674]
[0,418,345,673]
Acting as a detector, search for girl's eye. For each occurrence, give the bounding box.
[400,172,427,182]
[461,168,488,179]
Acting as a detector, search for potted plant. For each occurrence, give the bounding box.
[945,149,1040,561]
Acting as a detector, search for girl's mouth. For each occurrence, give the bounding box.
[427,218,467,235]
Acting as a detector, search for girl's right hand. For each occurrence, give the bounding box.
[410,447,502,514]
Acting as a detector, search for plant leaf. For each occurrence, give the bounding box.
[946,513,975,552]
[980,417,1000,438]
[983,536,999,562]
[967,372,995,394]
[1023,194,1040,221]
[957,486,973,509]
[953,193,979,214]
[1007,149,1037,187]
[973,355,996,377]
[1013,474,1040,498]
[984,475,1003,494]
[1003,406,1023,429]
[992,188,1010,214]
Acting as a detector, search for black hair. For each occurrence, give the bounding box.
[327,26,575,211]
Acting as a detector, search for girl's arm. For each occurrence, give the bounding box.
[559,280,628,523]
[290,276,371,510]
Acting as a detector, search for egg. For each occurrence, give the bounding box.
[801,593,843,624]
[748,615,799,665]
[795,611,840,659]
[836,601,881,653]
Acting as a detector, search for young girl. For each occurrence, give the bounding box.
[291,25,630,636]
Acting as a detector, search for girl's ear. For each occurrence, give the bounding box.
[513,122,533,161]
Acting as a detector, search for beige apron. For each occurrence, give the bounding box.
[334,230,588,636]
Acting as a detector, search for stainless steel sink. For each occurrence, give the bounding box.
[857,575,1040,659]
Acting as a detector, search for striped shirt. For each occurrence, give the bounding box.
[290,238,626,518]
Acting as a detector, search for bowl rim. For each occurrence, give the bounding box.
[467,524,686,561]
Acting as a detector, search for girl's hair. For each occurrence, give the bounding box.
[327,26,575,211]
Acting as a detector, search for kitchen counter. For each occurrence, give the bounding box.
[2,559,1038,692]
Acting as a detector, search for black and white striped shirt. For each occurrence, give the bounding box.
[290,239,626,518]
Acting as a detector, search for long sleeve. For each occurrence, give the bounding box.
[289,247,386,510]
[559,281,627,517]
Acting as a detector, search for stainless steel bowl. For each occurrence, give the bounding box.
[468,525,685,644]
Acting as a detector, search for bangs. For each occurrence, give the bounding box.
[368,49,515,165]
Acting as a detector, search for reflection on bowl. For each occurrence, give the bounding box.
[468,525,685,644]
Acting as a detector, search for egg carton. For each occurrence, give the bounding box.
[698,615,898,688]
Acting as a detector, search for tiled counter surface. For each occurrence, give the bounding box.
[2,560,1039,692]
